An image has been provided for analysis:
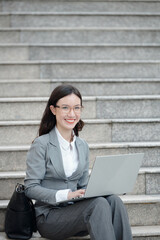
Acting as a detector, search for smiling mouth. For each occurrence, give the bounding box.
[65,119,75,124]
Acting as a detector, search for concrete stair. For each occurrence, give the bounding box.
[0,60,160,79]
[1,227,160,240]
[1,44,160,61]
[1,119,160,145]
[0,0,160,239]
[1,28,160,44]
[0,141,160,171]
[1,96,160,120]
[1,12,160,28]
[1,1,160,13]
[1,78,160,97]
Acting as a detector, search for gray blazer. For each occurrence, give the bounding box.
[24,127,89,217]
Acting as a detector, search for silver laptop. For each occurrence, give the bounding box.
[57,153,144,204]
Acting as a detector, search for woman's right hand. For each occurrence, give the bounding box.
[68,189,85,200]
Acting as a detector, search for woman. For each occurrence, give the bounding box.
[25,85,132,240]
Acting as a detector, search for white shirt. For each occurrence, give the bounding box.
[55,127,79,202]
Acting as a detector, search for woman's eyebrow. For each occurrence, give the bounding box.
[61,104,81,106]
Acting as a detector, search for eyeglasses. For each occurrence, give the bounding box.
[55,105,83,114]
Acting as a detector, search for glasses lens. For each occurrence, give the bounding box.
[57,105,83,113]
[62,106,69,112]
[74,106,82,112]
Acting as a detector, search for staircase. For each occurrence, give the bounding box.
[0,0,160,239]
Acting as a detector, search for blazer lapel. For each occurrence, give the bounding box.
[69,137,85,180]
[49,128,67,179]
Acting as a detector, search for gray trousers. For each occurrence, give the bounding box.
[37,195,133,240]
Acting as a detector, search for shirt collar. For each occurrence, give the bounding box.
[55,127,76,151]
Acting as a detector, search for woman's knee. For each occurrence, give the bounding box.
[93,197,110,208]
[106,195,128,216]
[87,197,111,215]
[106,195,124,208]
[84,197,112,224]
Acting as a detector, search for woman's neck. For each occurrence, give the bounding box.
[56,126,73,142]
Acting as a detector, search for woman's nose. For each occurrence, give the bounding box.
[68,108,76,116]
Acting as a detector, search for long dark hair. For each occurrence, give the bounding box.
[39,85,84,137]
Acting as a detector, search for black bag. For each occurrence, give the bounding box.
[5,183,37,239]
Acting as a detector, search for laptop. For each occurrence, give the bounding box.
[57,153,144,204]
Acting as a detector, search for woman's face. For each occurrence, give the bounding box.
[50,93,81,133]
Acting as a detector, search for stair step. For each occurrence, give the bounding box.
[136,167,160,195]
[89,142,160,168]
[0,79,51,97]
[0,119,160,145]
[0,226,160,240]
[1,95,160,120]
[1,12,160,28]
[0,195,160,231]
[121,195,160,226]
[0,28,160,44]
[0,141,160,171]
[0,226,160,239]
[1,78,160,97]
[2,1,160,13]
[95,95,160,119]
[132,225,160,239]
[0,171,25,200]
[1,44,160,61]
[0,167,160,199]
[1,226,160,240]
[0,60,160,79]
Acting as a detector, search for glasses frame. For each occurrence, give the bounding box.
[55,105,83,114]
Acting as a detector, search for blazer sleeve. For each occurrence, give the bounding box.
[77,141,90,189]
[24,137,57,205]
